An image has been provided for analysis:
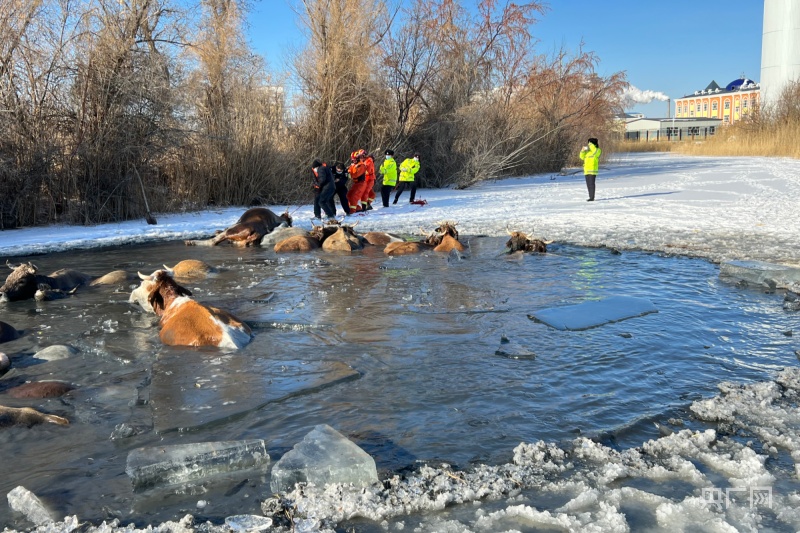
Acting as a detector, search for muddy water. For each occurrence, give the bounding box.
[0,238,796,528]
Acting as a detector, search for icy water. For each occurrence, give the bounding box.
[0,237,797,529]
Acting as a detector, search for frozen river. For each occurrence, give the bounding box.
[0,236,798,531]
[1,152,799,531]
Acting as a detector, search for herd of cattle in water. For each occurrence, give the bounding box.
[0,207,549,427]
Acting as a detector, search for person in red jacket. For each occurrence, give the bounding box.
[346,149,368,213]
[360,153,377,211]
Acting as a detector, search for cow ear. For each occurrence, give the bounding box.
[178,286,192,298]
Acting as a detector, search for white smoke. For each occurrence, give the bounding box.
[622,85,670,105]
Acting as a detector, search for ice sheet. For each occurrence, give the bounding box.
[719,260,800,289]
[529,296,658,330]
[126,439,270,490]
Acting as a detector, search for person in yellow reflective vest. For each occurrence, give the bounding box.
[579,137,601,201]
[392,153,420,204]
[379,149,397,207]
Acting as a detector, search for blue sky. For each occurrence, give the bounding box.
[246,0,764,118]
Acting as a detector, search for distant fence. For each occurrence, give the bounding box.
[625,125,717,142]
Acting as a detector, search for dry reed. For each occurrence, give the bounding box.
[674,121,800,159]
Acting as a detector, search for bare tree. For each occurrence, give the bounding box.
[293,0,395,163]
[183,0,290,206]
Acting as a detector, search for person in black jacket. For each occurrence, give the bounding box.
[332,162,351,215]
[311,160,336,220]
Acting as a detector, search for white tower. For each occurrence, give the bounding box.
[760,0,800,105]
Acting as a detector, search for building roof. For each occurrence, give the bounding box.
[725,77,756,91]
[627,117,722,124]
[613,112,644,120]
[679,76,759,99]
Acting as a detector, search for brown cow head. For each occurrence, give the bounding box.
[0,262,39,302]
[309,220,340,243]
[322,225,365,252]
[146,270,193,316]
[506,228,549,253]
[423,221,460,247]
[281,209,293,227]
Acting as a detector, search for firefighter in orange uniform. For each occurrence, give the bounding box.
[360,153,377,211]
[346,149,368,214]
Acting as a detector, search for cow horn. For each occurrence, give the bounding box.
[543,240,554,245]
[6,260,16,270]
[506,225,513,236]
[162,264,175,274]
[138,271,150,280]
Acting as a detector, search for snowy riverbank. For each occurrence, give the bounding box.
[1,152,799,266]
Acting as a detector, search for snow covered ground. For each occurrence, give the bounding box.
[1,152,798,266]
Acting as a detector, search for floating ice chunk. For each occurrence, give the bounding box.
[293,517,322,533]
[784,289,800,311]
[7,486,55,526]
[126,439,270,490]
[529,296,657,331]
[270,424,378,494]
[494,335,536,359]
[719,260,800,290]
[224,515,273,531]
[32,344,79,362]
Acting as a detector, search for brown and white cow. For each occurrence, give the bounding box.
[362,231,404,247]
[135,270,252,349]
[0,406,69,428]
[185,208,292,247]
[0,261,132,302]
[4,381,75,399]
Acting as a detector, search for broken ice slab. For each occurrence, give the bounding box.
[529,296,657,331]
[494,336,536,360]
[7,486,55,526]
[719,260,800,290]
[224,515,273,532]
[270,424,378,494]
[126,439,270,491]
[150,353,360,433]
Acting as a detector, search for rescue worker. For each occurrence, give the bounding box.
[360,153,377,211]
[379,149,397,208]
[311,160,336,221]
[332,162,350,215]
[579,137,601,201]
[392,153,420,204]
[346,149,368,214]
